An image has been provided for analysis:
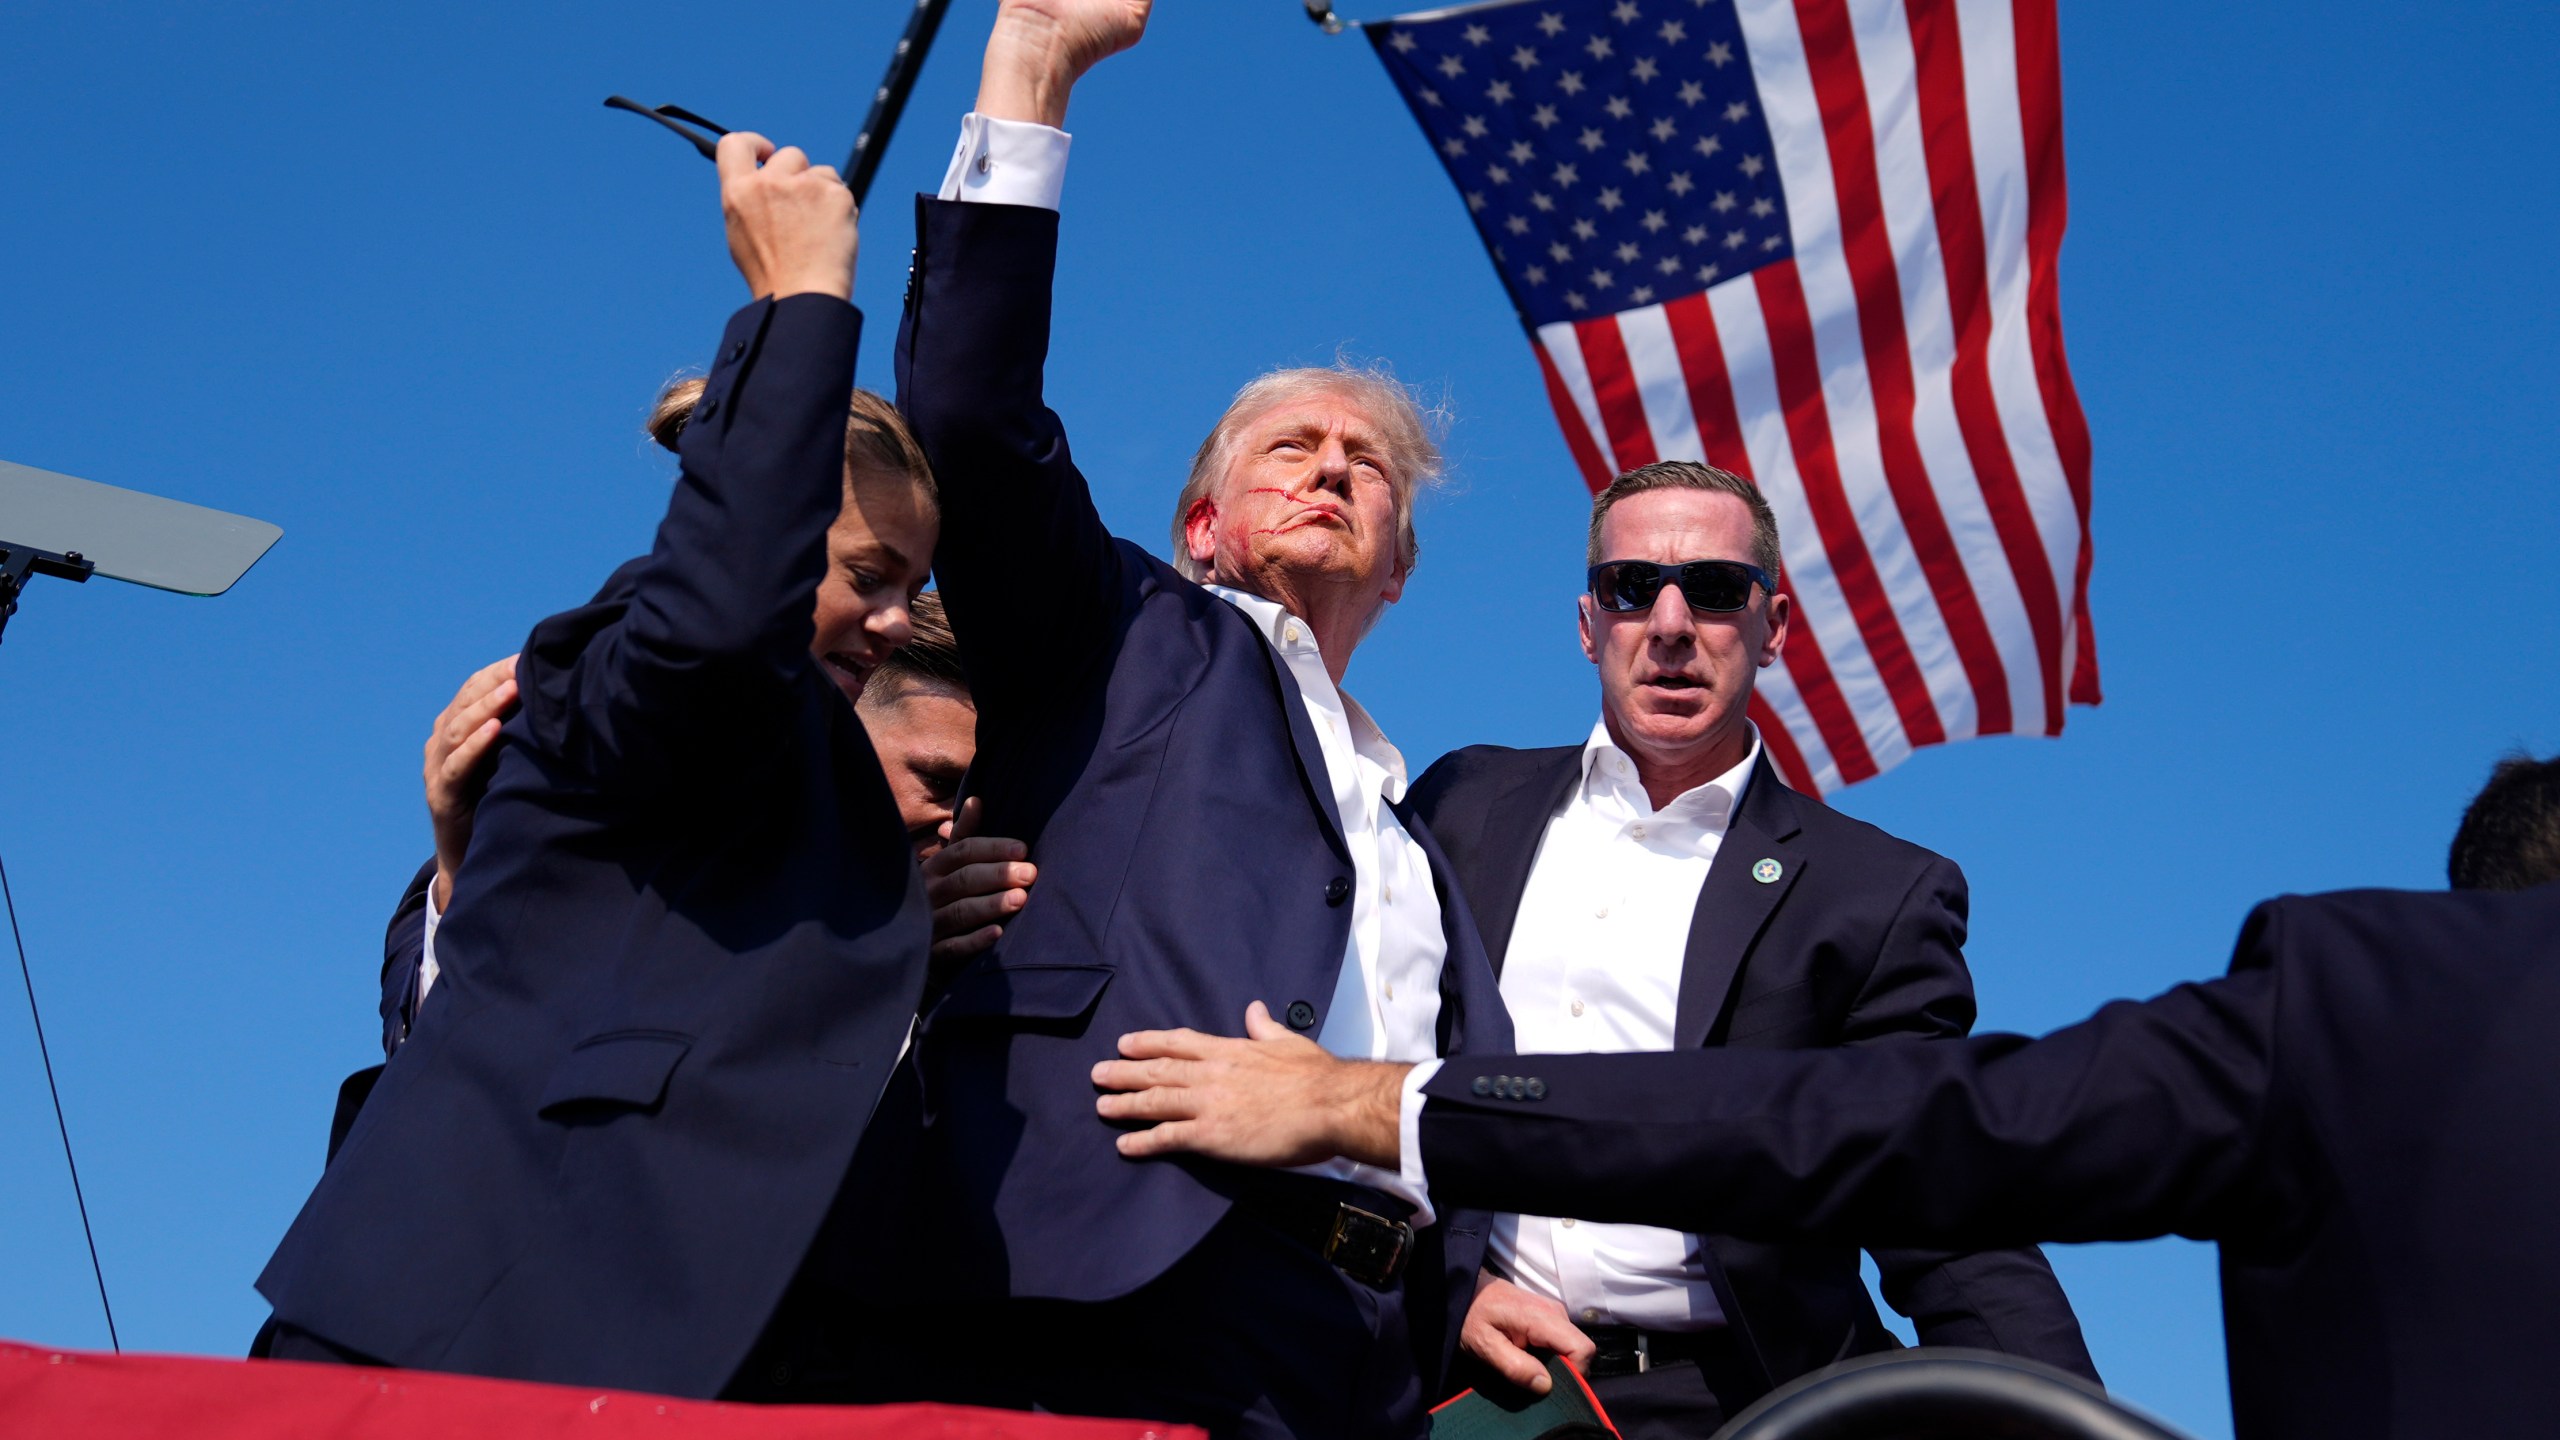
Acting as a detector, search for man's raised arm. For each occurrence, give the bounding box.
[894,0,1150,713]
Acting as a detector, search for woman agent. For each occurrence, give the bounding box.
[255,133,939,1400]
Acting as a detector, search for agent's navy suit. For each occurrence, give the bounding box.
[258,296,930,1398]
[1406,743,2095,1403]
[893,196,1514,1432]
[1416,883,2560,1440]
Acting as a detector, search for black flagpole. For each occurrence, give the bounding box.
[844,0,956,205]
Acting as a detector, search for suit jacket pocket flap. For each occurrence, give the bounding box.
[931,964,1114,1027]
[537,1032,692,1117]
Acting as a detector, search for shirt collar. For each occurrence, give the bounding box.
[1207,584,1409,799]
[1580,718,1760,830]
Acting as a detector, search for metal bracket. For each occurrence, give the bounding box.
[1304,1,1350,34]
[0,541,97,646]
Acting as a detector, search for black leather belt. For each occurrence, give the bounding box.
[1581,1324,1731,1380]
[1234,1181,1415,1292]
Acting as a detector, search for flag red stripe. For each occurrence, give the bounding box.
[1661,291,1880,782]
[1661,293,1756,476]
[1749,692,1821,793]
[1752,259,1945,749]
[1573,318,1663,470]
[1789,0,2012,738]
[1904,0,2069,734]
[1532,340,1616,492]
[2011,0,2101,707]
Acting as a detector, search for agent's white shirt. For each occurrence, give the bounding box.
[1402,723,1761,1329]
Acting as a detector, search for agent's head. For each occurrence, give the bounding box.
[1170,366,1440,644]
[1579,462,1789,790]
[2448,751,2560,891]
[649,378,938,707]
[854,591,975,860]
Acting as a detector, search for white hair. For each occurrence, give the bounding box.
[1168,364,1446,582]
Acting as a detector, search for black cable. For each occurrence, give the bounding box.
[1,849,119,1352]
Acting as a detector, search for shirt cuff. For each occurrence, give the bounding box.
[1397,1058,1444,1214]
[418,875,444,1005]
[938,113,1072,210]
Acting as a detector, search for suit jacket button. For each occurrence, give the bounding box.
[1324,876,1352,905]
[1525,1078,1547,1100]
[1471,1075,1493,1096]
[1285,1000,1319,1031]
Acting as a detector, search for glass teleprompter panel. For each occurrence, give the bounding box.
[0,459,281,597]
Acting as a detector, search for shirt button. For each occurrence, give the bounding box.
[1580,1308,1601,1322]
[1283,622,1303,645]
[1561,1218,1577,1228]
[1594,904,1609,919]
[1384,981,1395,1000]
[1631,823,1648,839]
[1570,999,1585,1017]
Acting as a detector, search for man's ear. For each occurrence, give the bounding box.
[1758,590,1790,667]
[1577,594,1601,664]
[1378,561,1409,608]
[1182,497,1220,573]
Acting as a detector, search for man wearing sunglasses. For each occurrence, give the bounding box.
[1398,461,2095,1437]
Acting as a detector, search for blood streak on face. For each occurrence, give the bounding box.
[1183,393,1406,610]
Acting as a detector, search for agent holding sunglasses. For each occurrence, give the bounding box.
[1386,460,2097,1436]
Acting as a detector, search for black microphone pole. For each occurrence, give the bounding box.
[844,0,955,205]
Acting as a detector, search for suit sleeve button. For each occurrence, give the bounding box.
[1284,1000,1319,1031]
[1324,876,1352,905]
[1471,1075,1493,1096]
[1525,1078,1547,1100]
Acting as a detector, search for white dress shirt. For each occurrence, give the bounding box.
[1200,588,1448,1223]
[1424,721,1763,1332]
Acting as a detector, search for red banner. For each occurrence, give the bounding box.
[0,1341,1200,1440]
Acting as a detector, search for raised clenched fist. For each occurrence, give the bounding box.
[978,0,1152,128]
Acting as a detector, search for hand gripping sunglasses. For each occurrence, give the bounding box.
[1586,558,1777,614]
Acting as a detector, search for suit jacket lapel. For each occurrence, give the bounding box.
[1251,625,1351,864]
[1673,754,1808,1049]
[1468,750,1585,977]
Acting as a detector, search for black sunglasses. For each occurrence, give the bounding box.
[603,96,732,161]
[1587,558,1777,614]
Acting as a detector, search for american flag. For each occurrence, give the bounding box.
[1367,0,2097,793]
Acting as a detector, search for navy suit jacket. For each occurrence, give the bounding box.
[258,297,930,1398]
[1416,883,2560,1440]
[894,196,1515,1382]
[1407,744,2093,1394]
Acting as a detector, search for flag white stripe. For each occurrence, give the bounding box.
[1709,277,1915,776]
[1614,307,1708,468]
[1535,321,1622,478]
[1751,658,1844,794]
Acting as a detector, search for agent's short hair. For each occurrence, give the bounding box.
[647,375,936,504]
[1585,461,1782,583]
[2447,751,2560,891]
[867,589,970,701]
[1168,365,1444,583]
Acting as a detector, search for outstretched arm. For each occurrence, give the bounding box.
[1095,964,2296,1253]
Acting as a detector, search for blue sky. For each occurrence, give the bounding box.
[2,3,2554,1435]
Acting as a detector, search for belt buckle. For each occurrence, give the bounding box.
[1321,1202,1412,1291]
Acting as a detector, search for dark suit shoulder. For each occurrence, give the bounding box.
[1411,744,1580,827]
[1759,773,1959,888]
